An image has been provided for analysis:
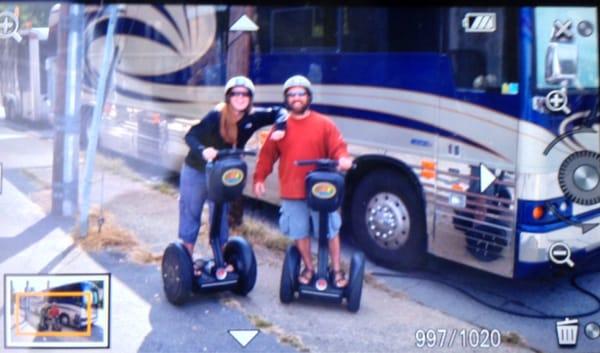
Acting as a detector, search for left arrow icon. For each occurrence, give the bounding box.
[480,163,496,193]
[228,329,259,348]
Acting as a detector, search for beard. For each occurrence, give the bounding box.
[289,101,309,115]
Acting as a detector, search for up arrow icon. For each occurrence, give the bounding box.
[480,163,496,193]
[229,15,259,32]
[228,329,260,348]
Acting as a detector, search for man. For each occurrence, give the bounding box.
[253,75,353,288]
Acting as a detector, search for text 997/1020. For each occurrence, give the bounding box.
[415,328,502,349]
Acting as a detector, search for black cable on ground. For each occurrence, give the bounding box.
[370,269,600,319]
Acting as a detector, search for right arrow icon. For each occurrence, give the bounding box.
[480,163,496,193]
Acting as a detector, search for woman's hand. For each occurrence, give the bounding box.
[202,147,218,161]
[270,130,285,141]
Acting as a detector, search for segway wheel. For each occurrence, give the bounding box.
[224,236,257,296]
[280,245,301,303]
[346,252,366,313]
[161,242,193,305]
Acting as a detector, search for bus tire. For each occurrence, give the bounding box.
[59,313,70,327]
[350,170,426,269]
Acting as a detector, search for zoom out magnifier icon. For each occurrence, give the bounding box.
[549,242,575,267]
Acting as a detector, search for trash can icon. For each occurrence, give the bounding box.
[556,318,579,347]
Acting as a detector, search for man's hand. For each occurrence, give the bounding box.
[270,130,285,141]
[337,156,354,171]
[254,182,266,197]
[202,147,218,161]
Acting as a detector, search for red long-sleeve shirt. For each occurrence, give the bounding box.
[254,111,349,199]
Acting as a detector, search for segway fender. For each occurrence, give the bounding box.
[346,251,365,313]
[280,245,301,303]
[224,236,257,296]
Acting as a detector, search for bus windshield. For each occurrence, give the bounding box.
[535,7,599,90]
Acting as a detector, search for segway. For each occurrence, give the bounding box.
[279,159,365,312]
[162,149,258,305]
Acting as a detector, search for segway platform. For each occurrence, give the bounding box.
[298,281,345,303]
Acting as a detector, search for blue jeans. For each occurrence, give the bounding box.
[178,163,229,247]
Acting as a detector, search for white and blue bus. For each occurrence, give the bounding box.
[77,5,599,278]
[26,281,100,329]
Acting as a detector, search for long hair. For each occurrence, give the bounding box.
[219,96,253,147]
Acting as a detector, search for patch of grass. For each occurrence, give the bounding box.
[249,314,273,329]
[234,218,290,252]
[264,237,292,252]
[151,182,178,196]
[501,331,525,346]
[73,207,162,265]
[280,334,309,352]
[220,297,310,353]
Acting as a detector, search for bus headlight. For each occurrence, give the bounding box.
[449,193,467,208]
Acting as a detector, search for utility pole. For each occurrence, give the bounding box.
[51,4,84,217]
[227,6,257,78]
[79,5,120,236]
[226,6,258,227]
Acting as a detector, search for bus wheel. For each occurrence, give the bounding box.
[350,170,426,269]
[59,313,70,327]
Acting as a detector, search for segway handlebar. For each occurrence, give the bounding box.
[215,148,257,160]
[295,159,339,170]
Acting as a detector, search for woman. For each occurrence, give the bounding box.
[179,76,286,275]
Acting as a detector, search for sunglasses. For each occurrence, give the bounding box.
[229,91,250,97]
[286,91,308,98]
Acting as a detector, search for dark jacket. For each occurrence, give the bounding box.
[184,106,287,172]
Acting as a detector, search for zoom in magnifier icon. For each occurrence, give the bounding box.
[549,242,575,267]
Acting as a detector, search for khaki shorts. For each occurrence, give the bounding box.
[278,199,341,240]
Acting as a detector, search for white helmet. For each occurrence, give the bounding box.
[224,76,255,96]
[283,75,312,96]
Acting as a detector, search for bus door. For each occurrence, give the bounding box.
[429,7,520,277]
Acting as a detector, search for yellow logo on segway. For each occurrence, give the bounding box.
[311,182,337,199]
[222,168,244,186]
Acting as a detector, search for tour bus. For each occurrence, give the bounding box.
[79,5,599,278]
[26,281,100,329]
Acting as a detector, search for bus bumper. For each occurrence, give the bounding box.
[516,224,600,277]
